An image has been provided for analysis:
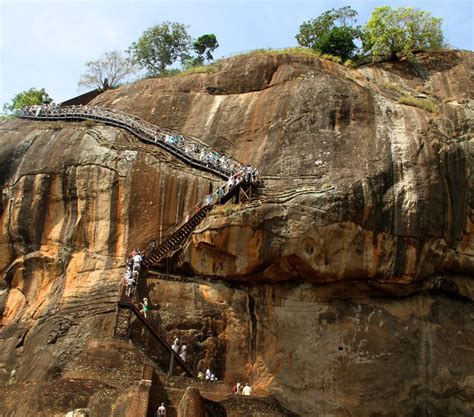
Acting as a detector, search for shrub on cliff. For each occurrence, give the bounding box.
[296,6,361,61]
[362,6,444,61]
[2,87,52,115]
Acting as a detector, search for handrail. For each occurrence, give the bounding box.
[19,103,261,264]
[118,300,196,379]
[141,205,211,263]
[16,104,253,180]
[140,178,249,265]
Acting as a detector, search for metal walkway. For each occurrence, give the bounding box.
[18,104,259,379]
[17,105,245,180]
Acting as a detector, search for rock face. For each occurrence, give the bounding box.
[0,50,473,416]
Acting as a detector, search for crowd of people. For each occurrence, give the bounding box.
[18,104,255,179]
[122,249,144,299]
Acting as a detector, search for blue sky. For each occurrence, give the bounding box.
[1,0,472,106]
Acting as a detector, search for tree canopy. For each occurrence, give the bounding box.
[193,34,219,63]
[129,21,192,75]
[3,88,52,114]
[296,6,360,61]
[363,6,444,61]
[78,50,136,90]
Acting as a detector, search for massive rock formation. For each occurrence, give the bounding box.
[0,50,472,416]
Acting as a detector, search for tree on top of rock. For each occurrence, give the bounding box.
[193,34,219,63]
[362,6,444,61]
[296,6,361,61]
[78,50,137,91]
[129,21,192,75]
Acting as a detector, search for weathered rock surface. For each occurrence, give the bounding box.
[93,51,473,285]
[0,120,219,415]
[0,50,473,416]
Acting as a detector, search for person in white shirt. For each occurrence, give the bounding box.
[179,345,187,362]
[242,383,252,396]
[156,403,166,416]
[171,337,179,353]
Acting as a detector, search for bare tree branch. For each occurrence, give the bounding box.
[78,50,137,90]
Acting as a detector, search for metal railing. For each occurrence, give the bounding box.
[17,104,251,180]
[18,104,260,262]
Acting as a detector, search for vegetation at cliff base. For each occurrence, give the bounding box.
[2,87,52,116]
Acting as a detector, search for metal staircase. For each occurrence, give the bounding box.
[114,299,197,379]
[18,103,260,382]
[142,204,212,269]
[141,180,249,269]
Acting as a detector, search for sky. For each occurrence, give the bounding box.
[1,0,473,106]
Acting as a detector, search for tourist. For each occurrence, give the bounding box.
[197,371,205,380]
[127,254,133,270]
[150,239,157,253]
[171,337,179,352]
[205,368,212,381]
[233,381,241,394]
[133,251,142,270]
[179,344,187,362]
[140,298,149,318]
[156,403,166,417]
[242,383,252,396]
[132,268,139,282]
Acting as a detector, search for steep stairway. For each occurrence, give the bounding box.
[114,299,196,379]
[141,205,212,269]
[19,103,261,404]
[141,179,246,269]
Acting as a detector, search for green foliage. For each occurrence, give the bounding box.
[2,87,52,115]
[343,59,357,69]
[380,81,409,95]
[363,6,444,61]
[399,95,437,112]
[320,54,342,64]
[129,21,192,75]
[228,47,322,59]
[296,6,360,60]
[193,34,219,62]
[180,64,220,75]
[316,26,358,61]
[79,50,136,90]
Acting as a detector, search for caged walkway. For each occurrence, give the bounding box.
[19,104,260,380]
[17,104,243,180]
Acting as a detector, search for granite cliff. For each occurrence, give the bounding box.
[0,50,472,416]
